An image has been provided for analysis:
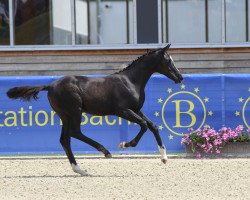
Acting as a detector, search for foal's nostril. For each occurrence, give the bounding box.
[179,74,183,80]
[177,75,183,83]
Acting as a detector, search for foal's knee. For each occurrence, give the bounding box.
[141,121,148,132]
[152,124,159,132]
[147,121,159,133]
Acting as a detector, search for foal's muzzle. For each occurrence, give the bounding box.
[174,74,183,84]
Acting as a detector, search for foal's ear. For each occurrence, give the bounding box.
[161,43,171,53]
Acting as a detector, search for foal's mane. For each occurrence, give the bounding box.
[114,48,160,74]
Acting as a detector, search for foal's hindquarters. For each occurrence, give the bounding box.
[47,80,112,175]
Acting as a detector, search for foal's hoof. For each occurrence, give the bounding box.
[105,153,112,158]
[158,145,168,164]
[161,158,167,164]
[119,141,126,148]
[71,164,88,176]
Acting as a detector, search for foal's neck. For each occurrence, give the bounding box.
[121,55,158,90]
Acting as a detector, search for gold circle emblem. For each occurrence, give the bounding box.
[161,91,207,136]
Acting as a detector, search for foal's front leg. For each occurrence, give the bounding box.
[117,109,148,148]
[139,111,168,164]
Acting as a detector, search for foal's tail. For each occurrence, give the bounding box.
[7,85,49,101]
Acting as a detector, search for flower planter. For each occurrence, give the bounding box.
[185,142,250,158]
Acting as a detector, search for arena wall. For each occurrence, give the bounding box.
[0,74,249,154]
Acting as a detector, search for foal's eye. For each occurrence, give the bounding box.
[165,57,171,65]
[164,53,171,61]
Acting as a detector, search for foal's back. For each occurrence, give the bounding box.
[48,75,140,116]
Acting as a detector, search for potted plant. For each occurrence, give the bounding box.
[181,125,250,158]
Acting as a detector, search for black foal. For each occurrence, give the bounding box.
[7,44,183,175]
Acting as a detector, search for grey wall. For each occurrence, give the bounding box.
[0,48,249,76]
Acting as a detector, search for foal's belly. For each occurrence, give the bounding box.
[82,96,116,116]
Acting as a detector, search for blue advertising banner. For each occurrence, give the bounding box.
[0,74,249,154]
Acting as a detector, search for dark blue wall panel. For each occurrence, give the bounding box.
[0,74,249,154]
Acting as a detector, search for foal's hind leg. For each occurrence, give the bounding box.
[65,114,111,175]
[73,132,112,158]
[61,115,112,176]
[139,111,168,163]
[60,123,87,176]
[69,112,112,158]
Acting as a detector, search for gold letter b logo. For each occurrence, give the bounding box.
[172,100,196,128]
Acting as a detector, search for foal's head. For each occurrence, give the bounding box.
[155,44,183,84]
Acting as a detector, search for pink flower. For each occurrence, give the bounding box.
[202,133,208,139]
[188,128,194,132]
[181,138,187,144]
[196,129,202,135]
[207,129,216,136]
[229,131,238,139]
[182,125,249,159]
[206,143,213,152]
[196,153,201,159]
[222,133,229,141]
[221,127,227,132]
[215,149,221,154]
[214,139,222,146]
[181,137,192,145]
[235,125,244,136]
